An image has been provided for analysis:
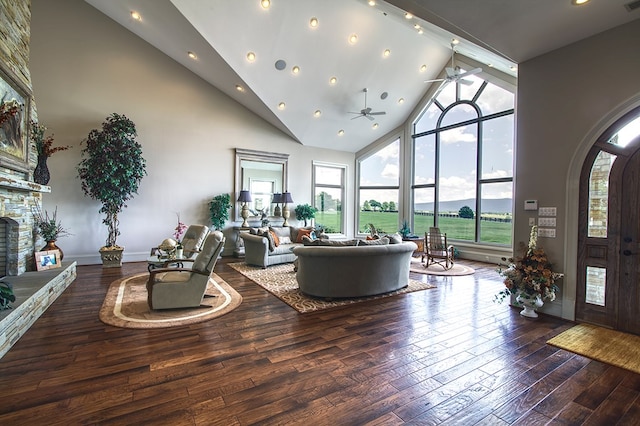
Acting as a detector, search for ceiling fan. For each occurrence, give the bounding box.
[425,43,483,86]
[349,88,386,121]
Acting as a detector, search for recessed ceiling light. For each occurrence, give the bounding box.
[349,34,358,44]
[278,102,286,110]
[372,123,379,129]
[314,110,322,117]
[338,130,345,136]
[235,85,245,92]
[368,1,376,6]
[413,24,421,30]
[510,65,518,71]
[572,0,590,4]
[260,0,270,9]
[419,64,427,72]
[329,77,337,85]
[452,39,460,45]
[417,29,424,35]
[404,12,413,19]
[246,52,256,62]
[292,66,300,74]
[130,11,142,21]
[310,17,318,28]
[383,49,391,57]
[398,98,405,104]
[187,51,197,60]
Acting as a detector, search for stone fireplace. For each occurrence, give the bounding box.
[0,217,20,277]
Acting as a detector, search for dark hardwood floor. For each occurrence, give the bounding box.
[1,258,639,425]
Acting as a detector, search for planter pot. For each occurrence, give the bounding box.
[41,240,63,260]
[99,246,124,268]
[516,293,544,318]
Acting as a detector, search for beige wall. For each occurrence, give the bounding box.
[29,0,354,263]
[516,20,640,318]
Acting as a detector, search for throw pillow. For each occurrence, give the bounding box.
[269,230,280,247]
[296,228,314,243]
[358,237,390,246]
[270,227,291,244]
[385,233,403,244]
[262,230,275,251]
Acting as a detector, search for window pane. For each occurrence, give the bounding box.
[482,116,514,178]
[315,187,342,233]
[588,151,616,238]
[438,125,477,241]
[459,74,483,102]
[413,187,434,237]
[476,82,515,115]
[414,103,441,135]
[359,189,399,234]
[360,139,399,186]
[435,81,456,107]
[607,115,640,148]
[315,165,342,185]
[586,266,606,306]
[440,104,478,128]
[479,182,513,245]
[414,134,435,184]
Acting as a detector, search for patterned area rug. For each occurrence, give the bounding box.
[409,258,475,276]
[547,323,640,375]
[229,262,435,314]
[99,273,242,329]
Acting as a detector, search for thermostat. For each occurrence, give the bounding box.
[524,200,538,211]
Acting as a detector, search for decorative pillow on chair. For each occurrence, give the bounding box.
[296,228,314,243]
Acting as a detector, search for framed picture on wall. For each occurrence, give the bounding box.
[0,61,31,172]
[35,250,62,271]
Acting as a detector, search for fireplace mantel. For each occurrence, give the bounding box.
[0,176,50,193]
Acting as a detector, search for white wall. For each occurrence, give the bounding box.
[516,20,640,318]
[29,0,354,263]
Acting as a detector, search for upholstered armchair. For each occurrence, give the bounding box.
[424,227,455,270]
[146,231,225,310]
[148,224,209,270]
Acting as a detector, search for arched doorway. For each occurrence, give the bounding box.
[576,108,640,332]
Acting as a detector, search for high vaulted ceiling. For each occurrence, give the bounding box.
[85,0,639,153]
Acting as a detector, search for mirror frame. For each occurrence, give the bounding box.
[235,148,289,224]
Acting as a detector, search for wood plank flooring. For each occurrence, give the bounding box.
[0,258,639,425]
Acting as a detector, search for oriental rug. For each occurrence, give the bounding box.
[99,273,242,329]
[229,262,435,314]
[409,258,475,276]
[547,323,640,375]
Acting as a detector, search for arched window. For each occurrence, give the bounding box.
[412,72,515,245]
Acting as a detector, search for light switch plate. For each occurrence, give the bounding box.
[538,227,556,238]
[538,217,556,227]
[539,207,557,217]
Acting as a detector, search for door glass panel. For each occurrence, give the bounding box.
[607,116,640,147]
[585,266,606,306]
[588,151,616,238]
[413,187,434,237]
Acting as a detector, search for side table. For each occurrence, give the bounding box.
[233,226,252,258]
[402,237,425,262]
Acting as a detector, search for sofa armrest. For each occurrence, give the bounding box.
[240,232,270,267]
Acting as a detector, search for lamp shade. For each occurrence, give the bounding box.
[271,193,283,203]
[237,190,252,203]
[282,191,293,203]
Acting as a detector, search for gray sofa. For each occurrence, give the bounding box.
[240,226,321,268]
[292,241,417,299]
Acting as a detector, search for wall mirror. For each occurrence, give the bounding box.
[235,148,289,223]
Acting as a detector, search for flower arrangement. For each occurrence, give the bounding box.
[30,120,71,158]
[0,99,21,127]
[173,213,187,249]
[495,226,562,304]
[32,203,70,242]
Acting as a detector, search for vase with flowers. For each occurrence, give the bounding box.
[32,203,71,260]
[495,226,563,318]
[173,214,187,259]
[30,120,71,185]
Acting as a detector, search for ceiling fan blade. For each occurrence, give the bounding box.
[456,67,482,80]
[368,111,386,116]
[459,78,473,86]
[351,115,364,120]
[365,115,375,121]
[424,78,446,83]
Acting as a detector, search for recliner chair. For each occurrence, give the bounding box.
[146,231,225,310]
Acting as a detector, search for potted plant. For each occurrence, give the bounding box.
[294,203,317,226]
[209,193,232,230]
[77,113,147,267]
[495,226,563,317]
[32,202,71,260]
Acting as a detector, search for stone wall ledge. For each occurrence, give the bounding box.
[0,176,51,193]
[0,261,77,359]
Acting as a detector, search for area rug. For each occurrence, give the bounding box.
[229,262,435,314]
[547,323,640,374]
[409,258,475,276]
[99,273,242,329]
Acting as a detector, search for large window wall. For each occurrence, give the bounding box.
[412,73,514,245]
[312,162,346,234]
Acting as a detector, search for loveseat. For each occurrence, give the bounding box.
[240,226,324,268]
[293,240,417,299]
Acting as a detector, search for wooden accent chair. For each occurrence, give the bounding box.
[424,227,454,270]
[146,231,225,310]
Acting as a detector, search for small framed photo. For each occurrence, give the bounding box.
[35,250,61,271]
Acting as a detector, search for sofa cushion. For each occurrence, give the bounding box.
[358,237,390,246]
[384,233,403,244]
[301,237,359,246]
[271,227,292,244]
